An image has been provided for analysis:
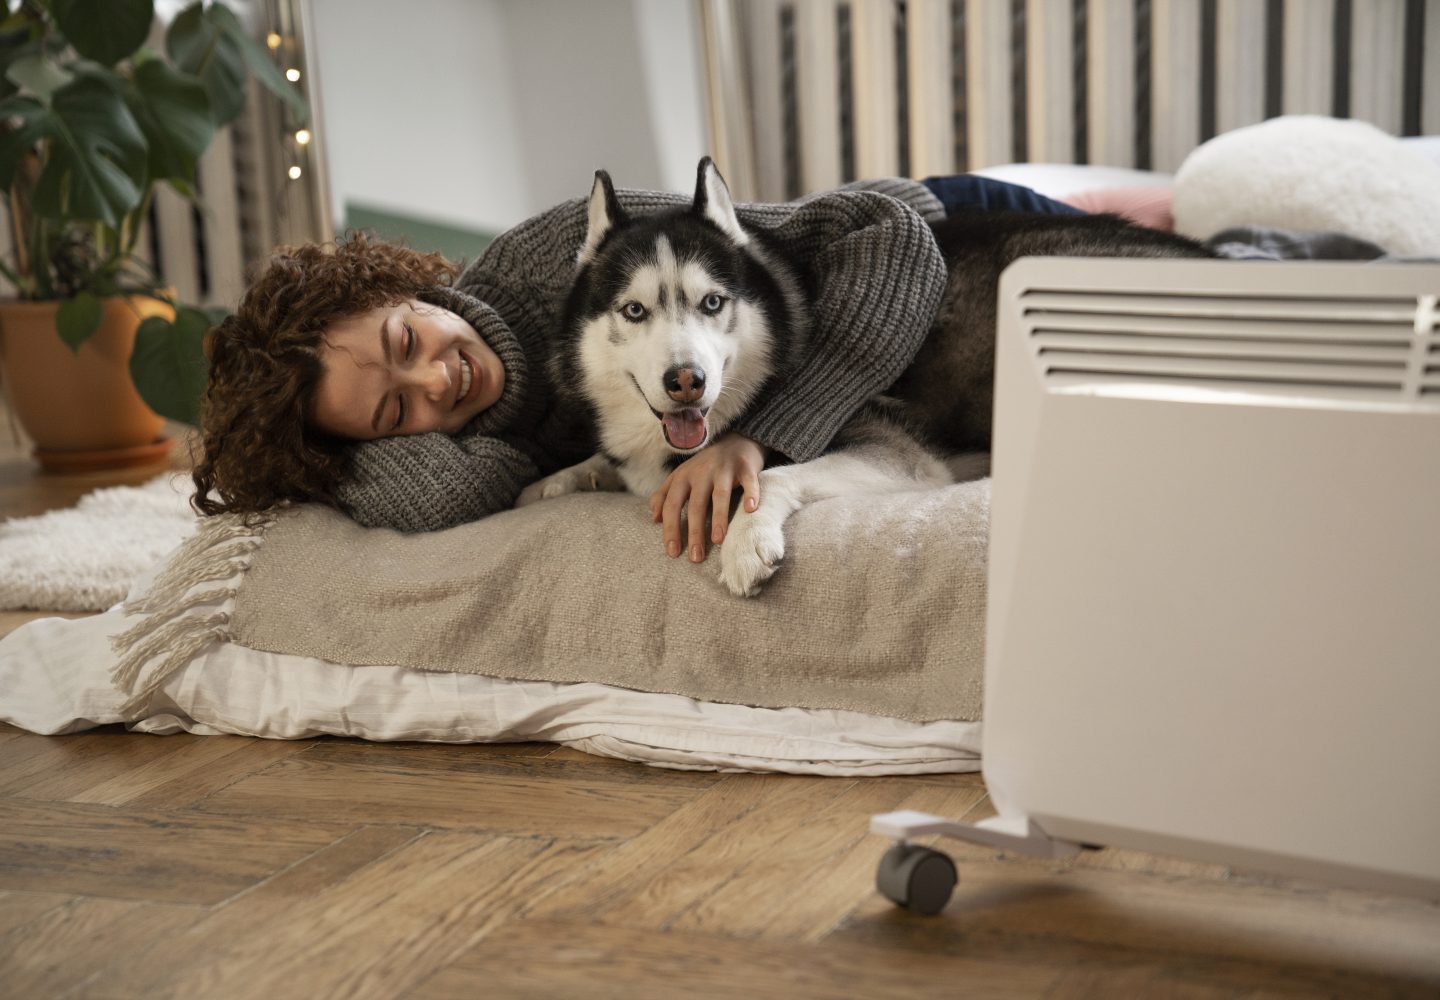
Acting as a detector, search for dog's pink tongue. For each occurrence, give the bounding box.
[663,409,706,450]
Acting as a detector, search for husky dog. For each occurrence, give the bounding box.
[520,158,1209,595]
[519,157,805,504]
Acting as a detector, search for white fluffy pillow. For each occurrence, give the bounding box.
[1173,115,1440,256]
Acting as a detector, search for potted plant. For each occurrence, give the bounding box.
[0,0,305,469]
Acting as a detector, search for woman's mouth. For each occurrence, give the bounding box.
[454,353,475,409]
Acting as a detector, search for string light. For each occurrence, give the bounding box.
[269,33,315,202]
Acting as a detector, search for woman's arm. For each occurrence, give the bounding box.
[731,191,948,462]
[337,432,538,532]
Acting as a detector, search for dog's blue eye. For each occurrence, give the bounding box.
[621,302,647,322]
[701,293,725,314]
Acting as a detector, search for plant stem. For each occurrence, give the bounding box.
[122,191,153,257]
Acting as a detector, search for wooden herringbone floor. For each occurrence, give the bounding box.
[1,419,1438,999]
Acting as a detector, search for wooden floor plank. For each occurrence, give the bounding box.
[0,729,141,796]
[660,780,988,941]
[0,799,347,904]
[0,896,200,997]
[526,773,843,924]
[687,781,992,944]
[410,917,1059,1000]
[0,890,74,936]
[78,825,424,998]
[529,774,990,941]
[84,833,612,1000]
[4,731,261,804]
[194,744,721,840]
[1041,965,1266,1000]
[114,736,323,809]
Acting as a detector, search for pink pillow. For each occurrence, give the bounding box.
[1061,186,1175,231]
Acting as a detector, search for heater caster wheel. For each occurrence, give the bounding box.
[876,842,956,915]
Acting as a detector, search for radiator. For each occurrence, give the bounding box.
[701,0,1440,202]
[872,258,1440,904]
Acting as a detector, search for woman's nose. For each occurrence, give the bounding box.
[402,360,450,400]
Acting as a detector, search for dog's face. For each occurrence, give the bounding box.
[564,159,778,460]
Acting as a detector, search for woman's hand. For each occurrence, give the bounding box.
[649,433,765,562]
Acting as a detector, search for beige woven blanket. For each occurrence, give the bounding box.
[220,473,989,723]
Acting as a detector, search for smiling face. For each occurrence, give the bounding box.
[565,160,797,471]
[310,299,505,440]
[571,222,781,468]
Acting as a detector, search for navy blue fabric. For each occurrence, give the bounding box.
[921,175,1083,217]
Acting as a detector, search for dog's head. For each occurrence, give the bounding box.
[560,157,784,458]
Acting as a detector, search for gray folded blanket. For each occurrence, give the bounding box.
[111,471,993,723]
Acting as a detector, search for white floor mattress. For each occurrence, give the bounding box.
[0,608,981,776]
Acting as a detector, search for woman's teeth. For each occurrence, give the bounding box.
[457,356,472,406]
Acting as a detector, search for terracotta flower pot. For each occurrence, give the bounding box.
[0,296,174,471]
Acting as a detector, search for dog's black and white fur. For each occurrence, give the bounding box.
[518,158,1210,595]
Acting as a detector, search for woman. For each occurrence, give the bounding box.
[192,173,1075,560]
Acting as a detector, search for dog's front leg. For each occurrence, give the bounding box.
[515,453,625,507]
[718,442,952,597]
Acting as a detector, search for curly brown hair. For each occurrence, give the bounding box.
[191,232,459,517]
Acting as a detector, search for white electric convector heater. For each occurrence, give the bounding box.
[872,257,1440,913]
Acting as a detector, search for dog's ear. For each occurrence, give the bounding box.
[692,156,747,246]
[578,169,625,265]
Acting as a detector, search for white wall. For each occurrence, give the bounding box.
[309,0,530,235]
[633,0,711,196]
[308,0,709,235]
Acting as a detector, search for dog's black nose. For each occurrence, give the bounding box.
[664,365,706,403]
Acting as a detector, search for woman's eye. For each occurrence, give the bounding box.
[701,293,725,314]
[394,396,406,431]
[403,322,415,358]
[621,302,647,322]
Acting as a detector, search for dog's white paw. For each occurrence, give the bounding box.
[718,509,787,597]
[516,470,581,507]
[517,458,624,508]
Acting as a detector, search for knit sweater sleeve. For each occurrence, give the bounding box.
[732,192,947,462]
[336,431,538,532]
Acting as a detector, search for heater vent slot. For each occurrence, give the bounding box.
[1021,288,1439,404]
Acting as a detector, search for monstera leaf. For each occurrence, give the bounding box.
[50,0,153,68]
[130,306,219,425]
[55,290,102,351]
[0,76,147,226]
[127,57,213,187]
[165,1,246,124]
[167,0,307,125]
[4,51,72,101]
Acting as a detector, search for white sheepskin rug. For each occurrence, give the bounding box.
[0,473,197,612]
[1173,115,1440,256]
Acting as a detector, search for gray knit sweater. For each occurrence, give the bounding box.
[337,179,948,532]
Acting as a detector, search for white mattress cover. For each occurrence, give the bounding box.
[0,608,981,775]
